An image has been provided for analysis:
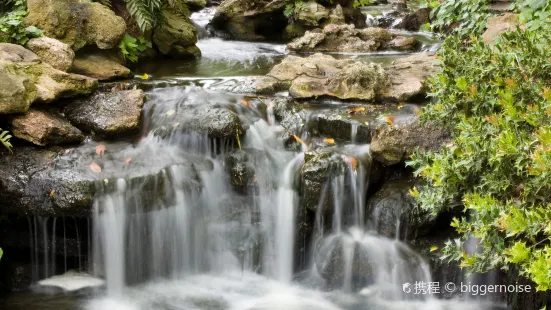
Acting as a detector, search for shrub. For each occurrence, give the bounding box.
[407,28,551,291]
[0,0,43,45]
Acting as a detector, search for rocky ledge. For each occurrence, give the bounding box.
[256,52,440,102]
[287,24,420,53]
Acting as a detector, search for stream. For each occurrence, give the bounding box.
[0,6,506,310]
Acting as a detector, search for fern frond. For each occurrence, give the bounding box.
[125,0,154,32]
[97,0,113,8]
[0,129,13,153]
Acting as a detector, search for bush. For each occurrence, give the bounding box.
[0,0,43,45]
[424,0,490,36]
[408,28,551,291]
[119,34,152,63]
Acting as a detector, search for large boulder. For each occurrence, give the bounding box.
[26,37,75,71]
[256,53,388,101]
[0,43,97,115]
[153,8,201,59]
[381,53,440,102]
[9,109,84,146]
[63,90,145,137]
[370,115,450,166]
[24,0,126,51]
[287,24,419,52]
[70,50,133,81]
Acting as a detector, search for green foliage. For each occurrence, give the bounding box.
[425,0,490,36]
[284,0,371,18]
[513,0,551,31]
[96,0,189,33]
[0,247,3,261]
[353,0,372,8]
[0,0,43,45]
[0,129,13,153]
[407,28,551,291]
[119,34,152,62]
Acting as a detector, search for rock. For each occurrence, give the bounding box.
[0,145,202,216]
[153,8,201,59]
[256,53,388,101]
[185,0,207,11]
[210,0,288,41]
[370,116,450,165]
[224,150,255,193]
[9,109,85,146]
[394,7,430,31]
[0,43,97,115]
[388,36,419,50]
[482,13,521,44]
[382,53,440,102]
[367,180,435,240]
[314,231,428,290]
[24,0,126,51]
[153,105,244,139]
[26,37,75,71]
[70,51,133,81]
[63,90,145,137]
[287,24,417,53]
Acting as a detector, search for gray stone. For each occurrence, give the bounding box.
[10,109,84,146]
[26,37,75,71]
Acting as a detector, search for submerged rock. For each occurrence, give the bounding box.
[0,43,97,114]
[287,24,419,52]
[257,54,388,101]
[63,90,145,137]
[153,8,201,59]
[70,50,133,81]
[26,37,75,72]
[24,0,126,51]
[9,109,85,146]
[370,116,450,165]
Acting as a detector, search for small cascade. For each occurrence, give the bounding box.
[307,149,432,297]
[27,216,89,283]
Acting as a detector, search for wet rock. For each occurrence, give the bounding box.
[0,144,203,216]
[224,150,255,193]
[210,0,288,41]
[70,50,133,81]
[314,232,428,290]
[315,112,371,143]
[300,149,370,217]
[257,53,388,101]
[9,109,85,146]
[394,7,431,31]
[0,43,97,114]
[24,0,126,51]
[185,0,207,11]
[482,13,521,44]
[370,116,450,165]
[382,53,440,102]
[63,90,145,137]
[153,105,243,139]
[367,180,435,240]
[26,37,75,72]
[153,8,201,59]
[287,24,418,52]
